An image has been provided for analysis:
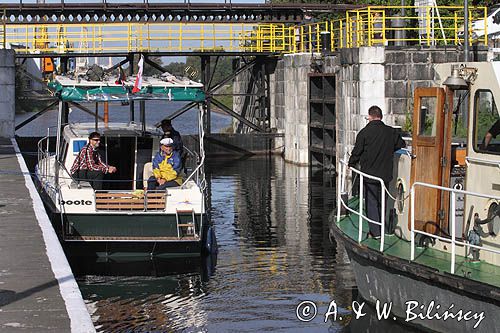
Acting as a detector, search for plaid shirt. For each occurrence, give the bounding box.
[70,143,108,174]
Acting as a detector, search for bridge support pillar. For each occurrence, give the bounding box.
[0,50,15,138]
[201,56,211,134]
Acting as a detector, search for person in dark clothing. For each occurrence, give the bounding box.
[348,106,406,238]
[483,119,500,150]
[161,119,183,152]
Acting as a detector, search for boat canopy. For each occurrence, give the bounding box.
[48,75,205,103]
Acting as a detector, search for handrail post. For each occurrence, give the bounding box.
[358,174,364,243]
[380,180,385,252]
[336,161,343,223]
[483,7,487,46]
[410,184,415,260]
[450,191,456,274]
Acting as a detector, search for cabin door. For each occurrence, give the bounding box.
[410,87,451,234]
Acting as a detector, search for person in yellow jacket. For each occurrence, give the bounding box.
[147,138,183,190]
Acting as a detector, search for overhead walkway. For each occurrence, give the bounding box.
[0,5,489,56]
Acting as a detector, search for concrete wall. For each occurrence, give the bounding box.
[234,46,488,166]
[0,49,15,138]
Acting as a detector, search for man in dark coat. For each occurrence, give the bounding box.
[161,119,183,152]
[348,105,406,238]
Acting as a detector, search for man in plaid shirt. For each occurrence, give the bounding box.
[70,132,117,190]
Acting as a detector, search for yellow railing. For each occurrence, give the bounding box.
[330,6,488,49]
[0,5,489,54]
[4,23,293,54]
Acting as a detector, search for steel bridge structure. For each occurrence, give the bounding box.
[5,2,490,135]
[0,1,357,24]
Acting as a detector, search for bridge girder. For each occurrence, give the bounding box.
[0,2,360,24]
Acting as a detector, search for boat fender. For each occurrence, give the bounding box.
[467,217,481,261]
[387,208,397,234]
[204,226,218,254]
[340,192,349,216]
[415,234,435,248]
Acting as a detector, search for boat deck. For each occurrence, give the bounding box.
[0,138,94,332]
[336,198,500,289]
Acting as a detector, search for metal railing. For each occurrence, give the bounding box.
[336,158,500,275]
[410,182,500,274]
[36,129,54,182]
[337,159,386,252]
[4,22,292,54]
[0,5,488,54]
[331,6,488,49]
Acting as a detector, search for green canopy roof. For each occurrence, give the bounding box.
[48,80,206,103]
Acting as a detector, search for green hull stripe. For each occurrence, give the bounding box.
[336,197,500,288]
[65,214,202,238]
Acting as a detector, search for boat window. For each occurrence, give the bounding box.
[451,92,468,142]
[73,140,87,155]
[473,90,500,155]
[418,97,438,137]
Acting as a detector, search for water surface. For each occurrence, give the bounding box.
[75,156,359,332]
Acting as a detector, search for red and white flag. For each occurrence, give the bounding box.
[132,55,144,93]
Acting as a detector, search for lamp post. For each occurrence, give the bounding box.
[464,0,469,61]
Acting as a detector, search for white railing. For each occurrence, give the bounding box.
[337,159,387,252]
[36,129,53,182]
[410,182,500,274]
[336,158,500,275]
[182,104,206,191]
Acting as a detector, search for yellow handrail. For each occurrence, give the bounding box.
[1,5,489,55]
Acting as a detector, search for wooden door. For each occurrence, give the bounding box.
[410,87,447,233]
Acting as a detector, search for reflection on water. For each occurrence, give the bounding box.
[71,155,419,332]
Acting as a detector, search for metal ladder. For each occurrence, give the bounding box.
[175,208,196,238]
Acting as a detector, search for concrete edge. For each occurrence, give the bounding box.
[11,138,95,333]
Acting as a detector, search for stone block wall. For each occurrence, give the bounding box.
[234,46,488,166]
[336,46,488,163]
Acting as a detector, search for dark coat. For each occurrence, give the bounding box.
[348,120,406,183]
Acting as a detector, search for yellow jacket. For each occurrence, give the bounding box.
[152,151,183,185]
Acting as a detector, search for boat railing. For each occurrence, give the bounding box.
[410,182,500,274]
[182,106,206,191]
[37,129,54,182]
[336,158,387,251]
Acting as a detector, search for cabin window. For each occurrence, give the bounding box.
[73,140,87,155]
[451,92,468,141]
[418,97,438,137]
[473,90,500,155]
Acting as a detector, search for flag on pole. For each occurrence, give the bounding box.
[132,55,144,93]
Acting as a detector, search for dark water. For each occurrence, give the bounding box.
[16,100,422,332]
[71,156,423,332]
[73,156,349,332]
